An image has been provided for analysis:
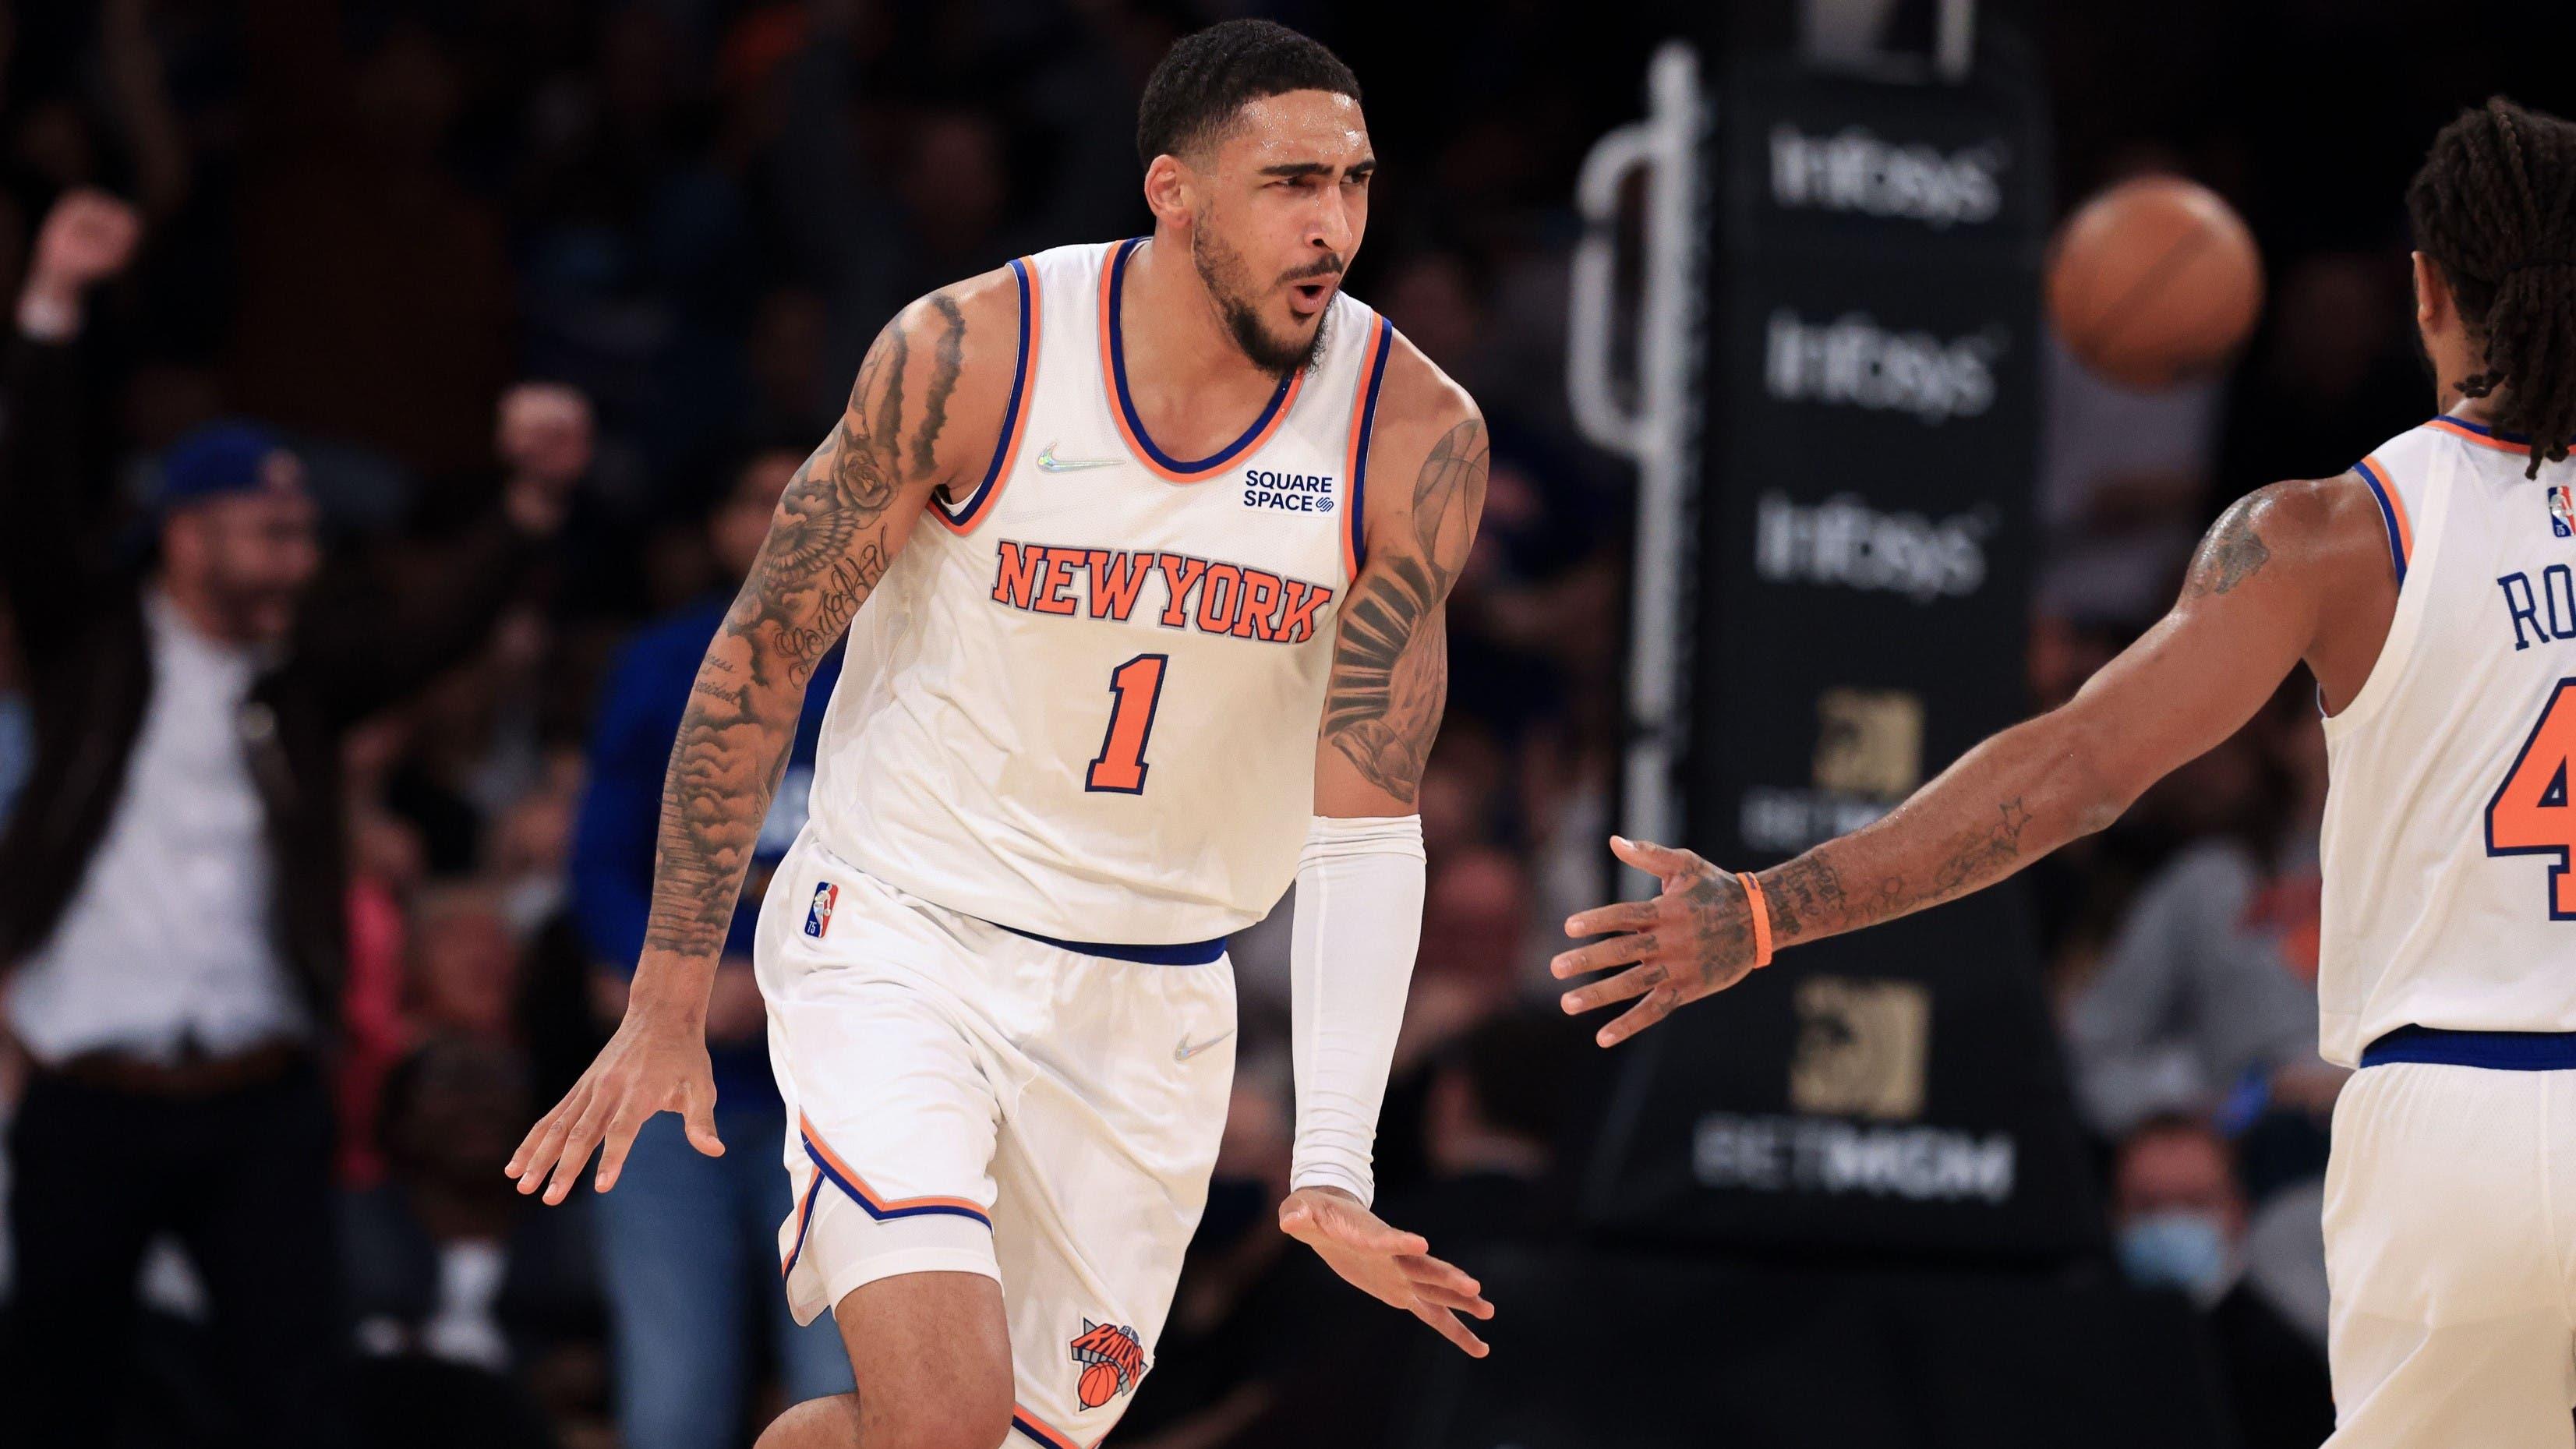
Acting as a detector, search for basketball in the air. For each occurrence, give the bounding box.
[2047,175,2264,390]
[1079,1361,1121,1408]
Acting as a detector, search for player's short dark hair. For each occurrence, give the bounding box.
[2407,97,2576,477]
[1134,19,1361,169]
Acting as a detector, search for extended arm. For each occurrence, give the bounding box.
[1556,475,2393,1046]
[511,277,1004,1202]
[0,192,140,660]
[1280,346,1495,1355]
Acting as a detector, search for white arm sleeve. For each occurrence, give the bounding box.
[1288,813,1426,1206]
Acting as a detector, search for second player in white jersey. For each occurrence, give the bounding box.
[816,239,1397,945]
[2320,415,2576,1063]
[1551,96,2576,1447]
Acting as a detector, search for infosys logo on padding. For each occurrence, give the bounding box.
[1769,125,2005,230]
[1765,310,2002,425]
[1755,491,1994,604]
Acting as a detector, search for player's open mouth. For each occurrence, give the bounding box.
[1288,281,1331,316]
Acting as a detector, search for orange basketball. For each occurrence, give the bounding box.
[1078,1361,1121,1409]
[2047,175,2264,390]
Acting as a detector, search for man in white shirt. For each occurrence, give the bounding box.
[0,190,581,1448]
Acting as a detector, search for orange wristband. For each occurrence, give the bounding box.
[1737,871,1774,969]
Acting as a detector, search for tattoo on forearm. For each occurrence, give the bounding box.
[1931,797,2033,892]
[2185,496,2272,598]
[1801,796,2034,945]
[1322,417,1487,801]
[1823,789,2040,938]
[641,298,964,960]
[1761,855,1847,942]
[1681,870,1755,988]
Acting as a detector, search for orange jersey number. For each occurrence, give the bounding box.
[2486,677,2576,921]
[1085,653,1169,794]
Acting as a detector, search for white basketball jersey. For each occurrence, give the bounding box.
[2318,415,2576,1065]
[805,239,1396,945]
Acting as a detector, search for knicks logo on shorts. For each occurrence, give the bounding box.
[804,882,838,938]
[2549,484,2573,539]
[1068,1319,1144,1409]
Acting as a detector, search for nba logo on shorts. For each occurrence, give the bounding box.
[2549,485,2574,539]
[803,882,838,938]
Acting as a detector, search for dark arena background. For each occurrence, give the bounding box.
[1,1,2571,1445]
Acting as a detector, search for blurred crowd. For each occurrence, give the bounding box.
[0,1,2553,1447]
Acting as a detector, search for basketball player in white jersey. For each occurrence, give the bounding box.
[1557,97,2576,1446]
[506,20,1493,1449]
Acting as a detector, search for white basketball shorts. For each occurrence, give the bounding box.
[2323,1058,2576,1447]
[752,831,1237,1447]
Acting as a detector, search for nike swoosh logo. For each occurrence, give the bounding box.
[1035,443,1122,473]
[1173,1029,1235,1062]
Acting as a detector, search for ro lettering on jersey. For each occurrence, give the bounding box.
[989,542,1334,644]
[2498,564,2576,650]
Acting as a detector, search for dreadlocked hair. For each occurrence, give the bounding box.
[2406,97,2576,479]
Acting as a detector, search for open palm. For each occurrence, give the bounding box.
[1552,836,1763,1047]
[1279,1186,1493,1357]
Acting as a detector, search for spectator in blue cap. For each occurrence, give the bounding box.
[0,190,584,1449]
[148,419,321,644]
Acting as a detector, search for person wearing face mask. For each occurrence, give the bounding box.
[566,448,852,1449]
[0,190,578,1448]
[2111,1118,2332,1449]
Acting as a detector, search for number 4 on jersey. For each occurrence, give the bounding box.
[2487,677,2576,920]
[1086,654,1169,793]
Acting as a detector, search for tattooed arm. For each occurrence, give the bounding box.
[1314,348,1489,815]
[509,273,1012,1202]
[1556,473,2401,1047]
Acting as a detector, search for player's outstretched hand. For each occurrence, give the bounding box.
[1553,835,1762,1048]
[1279,1186,1493,1358]
[507,1009,722,1205]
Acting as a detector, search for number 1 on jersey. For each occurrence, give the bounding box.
[1086,653,1169,793]
[2487,677,2576,920]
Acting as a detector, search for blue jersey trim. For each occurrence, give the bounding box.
[2433,414,2533,445]
[2354,458,2407,588]
[780,1180,819,1279]
[1108,237,1292,475]
[1012,1415,1076,1449]
[2360,1025,2576,1071]
[800,1136,994,1227]
[936,257,1033,526]
[998,921,1227,965]
[1348,317,1395,574]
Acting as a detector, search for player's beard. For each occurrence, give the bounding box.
[1191,223,1334,378]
